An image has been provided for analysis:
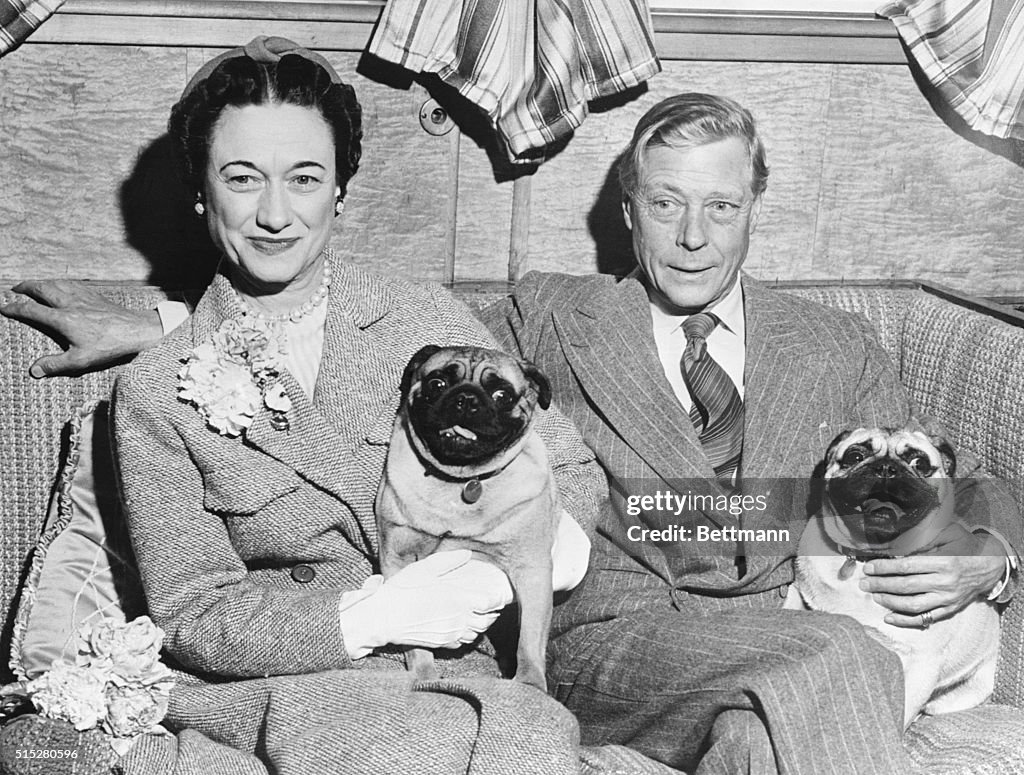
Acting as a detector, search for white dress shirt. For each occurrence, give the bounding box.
[650,278,745,413]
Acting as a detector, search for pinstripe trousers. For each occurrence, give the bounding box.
[547,548,916,775]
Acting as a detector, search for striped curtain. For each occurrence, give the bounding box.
[878,0,1024,140]
[368,0,661,164]
[0,0,63,57]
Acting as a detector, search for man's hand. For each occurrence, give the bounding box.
[0,280,163,377]
[860,523,1006,628]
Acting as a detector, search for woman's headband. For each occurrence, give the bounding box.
[180,35,344,99]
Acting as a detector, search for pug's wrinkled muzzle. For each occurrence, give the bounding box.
[827,467,940,544]
[412,384,523,466]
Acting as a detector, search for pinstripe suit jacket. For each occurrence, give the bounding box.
[111,255,603,771]
[482,270,1020,609]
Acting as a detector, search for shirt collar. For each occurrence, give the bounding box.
[649,277,745,340]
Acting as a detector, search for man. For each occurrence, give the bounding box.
[478,93,1020,773]
[4,93,1019,774]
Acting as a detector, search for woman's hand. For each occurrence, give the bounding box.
[338,550,513,658]
[860,523,1006,628]
[0,280,164,377]
[339,512,590,661]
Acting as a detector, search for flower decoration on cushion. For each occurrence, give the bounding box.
[178,318,293,436]
[23,661,107,731]
[18,615,174,757]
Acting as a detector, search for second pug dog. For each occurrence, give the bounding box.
[376,344,559,689]
[785,425,1000,728]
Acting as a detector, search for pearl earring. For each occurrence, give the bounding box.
[335,198,345,216]
[194,198,205,216]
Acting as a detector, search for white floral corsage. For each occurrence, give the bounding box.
[178,318,293,436]
[19,615,175,756]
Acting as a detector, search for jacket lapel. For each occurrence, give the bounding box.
[741,277,830,480]
[311,257,400,452]
[243,368,356,497]
[554,276,716,485]
[188,257,399,502]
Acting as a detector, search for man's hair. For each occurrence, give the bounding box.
[618,93,768,201]
[168,54,363,199]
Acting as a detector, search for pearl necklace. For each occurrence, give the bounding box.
[236,261,332,324]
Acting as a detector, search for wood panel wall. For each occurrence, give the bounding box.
[1,35,1022,295]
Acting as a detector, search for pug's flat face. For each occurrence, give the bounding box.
[823,427,956,545]
[401,346,551,468]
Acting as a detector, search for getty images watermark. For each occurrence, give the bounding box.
[616,476,1006,559]
[624,490,792,544]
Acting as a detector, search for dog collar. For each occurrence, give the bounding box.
[839,547,896,562]
[420,459,511,505]
[821,527,896,580]
[837,552,894,581]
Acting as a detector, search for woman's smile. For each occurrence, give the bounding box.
[247,237,301,255]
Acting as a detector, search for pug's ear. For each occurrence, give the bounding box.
[401,345,442,398]
[519,359,552,410]
[931,436,957,477]
[913,415,957,476]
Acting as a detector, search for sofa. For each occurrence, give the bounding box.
[0,277,1023,774]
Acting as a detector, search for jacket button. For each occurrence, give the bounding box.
[291,564,316,583]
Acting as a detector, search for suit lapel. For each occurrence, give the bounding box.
[243,365,357,496]
[312,256,400,452]
[554,276,716,484]
[188,256,398,502]
[741,277,829,480]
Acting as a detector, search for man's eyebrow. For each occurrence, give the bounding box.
[706,190,747,201]
[641,182,747,200]
[641,181,685,196]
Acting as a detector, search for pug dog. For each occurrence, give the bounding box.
[375,344,560,690]
[784,425,1000,728]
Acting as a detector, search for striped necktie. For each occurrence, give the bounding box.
[680,313,743,480]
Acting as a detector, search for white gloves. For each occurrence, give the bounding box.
[338,550,513,659]
[339,511,592,661]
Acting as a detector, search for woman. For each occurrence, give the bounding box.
[112,37,602,775]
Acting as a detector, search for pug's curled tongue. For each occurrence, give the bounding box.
[442,425,478,441]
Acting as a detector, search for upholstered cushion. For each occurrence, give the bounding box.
[901,294,1024,495]
[781,285,919,359]
[10,400,145,680]
[0,284,174,675]
[906,704,1024,774]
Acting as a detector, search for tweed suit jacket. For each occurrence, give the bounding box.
[481,270,1021,612]
[111,255,603,773]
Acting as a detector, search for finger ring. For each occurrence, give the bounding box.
[920,610,934,629]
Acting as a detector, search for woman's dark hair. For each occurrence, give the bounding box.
[168,54,362,198]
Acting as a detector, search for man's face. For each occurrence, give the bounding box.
[623,137,763,313]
